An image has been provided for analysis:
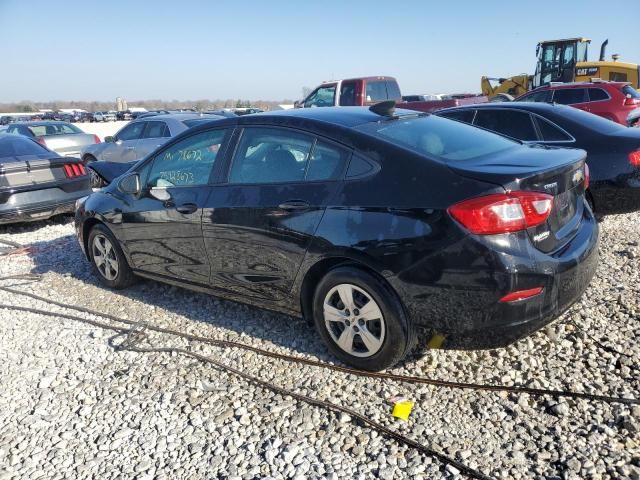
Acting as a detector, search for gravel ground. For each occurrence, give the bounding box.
[0,213,638,479]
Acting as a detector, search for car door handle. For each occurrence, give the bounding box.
[176,203,198,214]
[278,200,310,211]
[126,146,135,150]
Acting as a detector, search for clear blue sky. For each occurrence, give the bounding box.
[1,0,638,102]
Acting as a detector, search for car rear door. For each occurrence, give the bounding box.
[101,122,145,162]
[202,126,349,309]
[135,120,172,160]
[119,127,231,285]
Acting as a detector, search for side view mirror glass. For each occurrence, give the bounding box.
[117,173,140,195]
[105,136,115,143]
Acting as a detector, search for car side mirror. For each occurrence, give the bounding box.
[117,173,140,195]
[105,136,115,143]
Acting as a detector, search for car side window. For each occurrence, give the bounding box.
[552,88,587,105]
[143,121,170,139]
[229,128,313,184]
[534,117,573,142]
[386,80,401,100]
[339,81,357,106]
[439,110,475,125]
[365,80,388,102]
[146,129,227,188]
[306,140,349,181]
[587,88,609,102]
[304,85,336,108]
[518,90,550,103]
[116,122,145,141]
[474,110,538,141]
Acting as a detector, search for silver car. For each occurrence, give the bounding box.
[80,113,224,164]
[6,121,100,157]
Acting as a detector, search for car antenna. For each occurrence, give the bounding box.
[369,100,396,117]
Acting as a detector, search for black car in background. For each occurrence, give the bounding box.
[0,134,91,224]
[75,106,598,370]
[436,103,640,215]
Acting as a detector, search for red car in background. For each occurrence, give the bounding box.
[515,81,640,126]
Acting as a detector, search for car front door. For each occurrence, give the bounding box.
[202,126,349,310]
[101,122,146,162]
[135,120,172,160]
[119,127,231,285]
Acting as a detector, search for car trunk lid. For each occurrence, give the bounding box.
[0,154,84,191]
[40,133,97,157]
[448,144,588,253]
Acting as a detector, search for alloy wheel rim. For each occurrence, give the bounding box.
[92,234,119,281]
[323,283,385,358]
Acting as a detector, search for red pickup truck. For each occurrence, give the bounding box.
[296,76,488,113]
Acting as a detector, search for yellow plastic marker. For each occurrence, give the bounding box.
[391,399,414,421]
[427,334,446,349]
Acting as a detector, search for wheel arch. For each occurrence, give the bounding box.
[298,255,402,324]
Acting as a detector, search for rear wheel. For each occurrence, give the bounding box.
[312,267,414,371]
[88,224,135,289]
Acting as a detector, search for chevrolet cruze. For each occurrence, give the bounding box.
[75,105,599,370]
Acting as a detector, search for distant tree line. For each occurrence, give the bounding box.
[0,98,296,113]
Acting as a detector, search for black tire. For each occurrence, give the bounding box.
[312,266,415,371]
[88,224,136,289]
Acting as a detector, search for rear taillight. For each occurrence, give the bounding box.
[584,163,590,189]
[629,151,640,167]
[35,137,46,146]
[93,134,101,144]
[499,287,544,303]
[63,163,86,178]
[624,97,640,106]
[448,191,554,235]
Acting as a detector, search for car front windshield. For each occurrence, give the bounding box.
[356,114,518,162]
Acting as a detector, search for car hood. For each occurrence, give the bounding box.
[87,160,136,185]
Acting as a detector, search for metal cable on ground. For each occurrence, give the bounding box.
[0,279,637,406]
[0,303,492,480]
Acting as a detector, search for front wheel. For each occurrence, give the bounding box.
[312,267,414,371]
[88,224,136,289]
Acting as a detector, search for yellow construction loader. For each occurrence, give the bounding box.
[482,38,640,100]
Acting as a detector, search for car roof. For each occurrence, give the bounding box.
[7,120,73,126]
[135,113,225,122]
[246,106,417,127]
[440,102,570,113]
[532,81,628,90]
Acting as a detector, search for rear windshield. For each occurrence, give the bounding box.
[356,114,517,162]
[622,85,640,100]
[551,104,625,133]
[0,135,49,158]
[28,123,82,136]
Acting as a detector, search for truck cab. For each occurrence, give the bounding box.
[296,76,402,108]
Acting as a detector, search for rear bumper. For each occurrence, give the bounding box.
[391,209,599,349]
[0,180,91,225]
[0,199,77,224]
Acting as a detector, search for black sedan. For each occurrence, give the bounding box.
[0,134,91,224]
[75,105,598,370]
[436,102,640,215]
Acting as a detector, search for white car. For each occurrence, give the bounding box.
[93,111,117,122]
